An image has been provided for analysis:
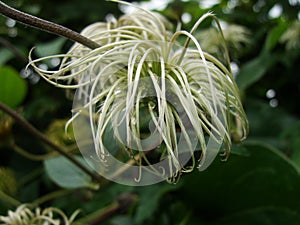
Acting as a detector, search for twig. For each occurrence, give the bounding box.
[0,1,100,50]
[32,189,72,207]
[10,141,56,161]
[0,190,21,207]
[0,102,102,183]
[18,168,43,187]
[0,37,27,63]
[88,202,120,225]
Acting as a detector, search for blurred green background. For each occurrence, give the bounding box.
[0,0,300,224]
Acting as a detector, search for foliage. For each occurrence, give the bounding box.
[0,0,300,224]
[0,66,27,107]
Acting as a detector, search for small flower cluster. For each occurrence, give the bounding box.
[0,204,79,225]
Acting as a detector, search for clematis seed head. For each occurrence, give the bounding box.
[29,0,248,185]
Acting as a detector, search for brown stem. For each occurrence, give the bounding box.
[72,201,119,225]
[0,1,100,50]
[88,202,120,225]
[82,194,137,225]
[0,102,102,183]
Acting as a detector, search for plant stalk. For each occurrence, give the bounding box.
[0,102,102,183]
[0,191,21,207]
[32,189,72,207]
[0,37,27,63]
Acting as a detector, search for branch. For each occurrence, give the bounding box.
[0,1,100,50]
[0,102,102,183]
[0,190,21,207]
[32,189,72,206]
[10,141,56,161]
[0,37,27,63]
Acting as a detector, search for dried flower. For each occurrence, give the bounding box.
[28,1,248,184]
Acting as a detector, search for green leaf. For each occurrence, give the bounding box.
[231,144,250,156]
[0,66,27,107]
[110,216,134,225]
[264,20,289,52]
[245,98,297,139]
[180,143,300,220]
[44,156,99,189]
[236,53,277,91]
[134,184,180,224]
[35,38,66,58]
[236,21,290,92]
[213,207,300,225]
[281,121,300,169]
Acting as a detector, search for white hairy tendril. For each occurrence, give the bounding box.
[28,0,248,184]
